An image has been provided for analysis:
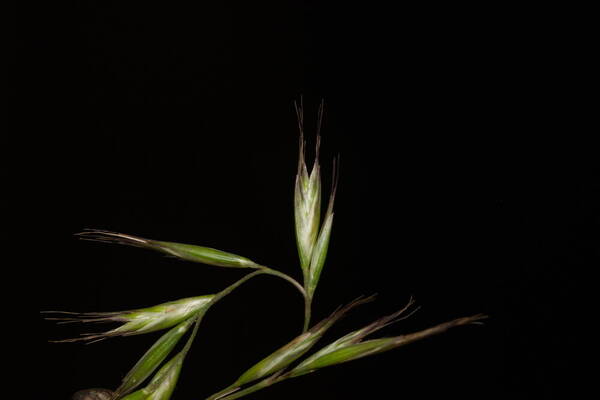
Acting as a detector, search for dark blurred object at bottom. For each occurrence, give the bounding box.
[72,388,114,400]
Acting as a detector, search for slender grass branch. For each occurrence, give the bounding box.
[181,310,207,356]
[212,270,268,305]
[253,265,312,332]
[254,265,306,298]
[184,268,305,392]
[303,295,312,332]
[182,270,266,360]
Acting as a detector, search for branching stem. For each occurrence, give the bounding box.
[185,268,308,400]
[254,265,312,332]
[254,265,306,299]
[182,270,266,357]
[202,268,311,400]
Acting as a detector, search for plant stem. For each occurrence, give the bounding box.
[254,265,306,298]
[203,268,310,400]
[181,309,207,356]
[303,295,312,332]
[213,270,267,304]
[254,265,312,332]
[181,270,266,358]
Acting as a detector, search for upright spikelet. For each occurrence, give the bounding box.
[293,99,338,303]
[294,99,323,276]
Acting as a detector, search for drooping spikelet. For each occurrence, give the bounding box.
[76,230,259,268]
[44,295,214,343]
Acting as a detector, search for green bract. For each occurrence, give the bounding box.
[294,129,322,274]
[120,352,185,400]
[110,296,213,336]
[292,339,390,376]
[305,178,337,299]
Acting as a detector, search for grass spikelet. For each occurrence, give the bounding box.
[113,318,195,398]
[76,230,259,268]
[120,351,185,400]
[290,313,487,376]
[44,295,213,342]
[294,98,323,275]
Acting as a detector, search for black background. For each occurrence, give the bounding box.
[12,1,594,399]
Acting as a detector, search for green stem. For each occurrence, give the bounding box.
[213,270,267,304]
[182,270,266,357]
[254,265,306,298]
[303,295,312,332]
[254,265,311,332]
[182,309,207,356]
[203,268,309,400]
[182,268,306,376]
